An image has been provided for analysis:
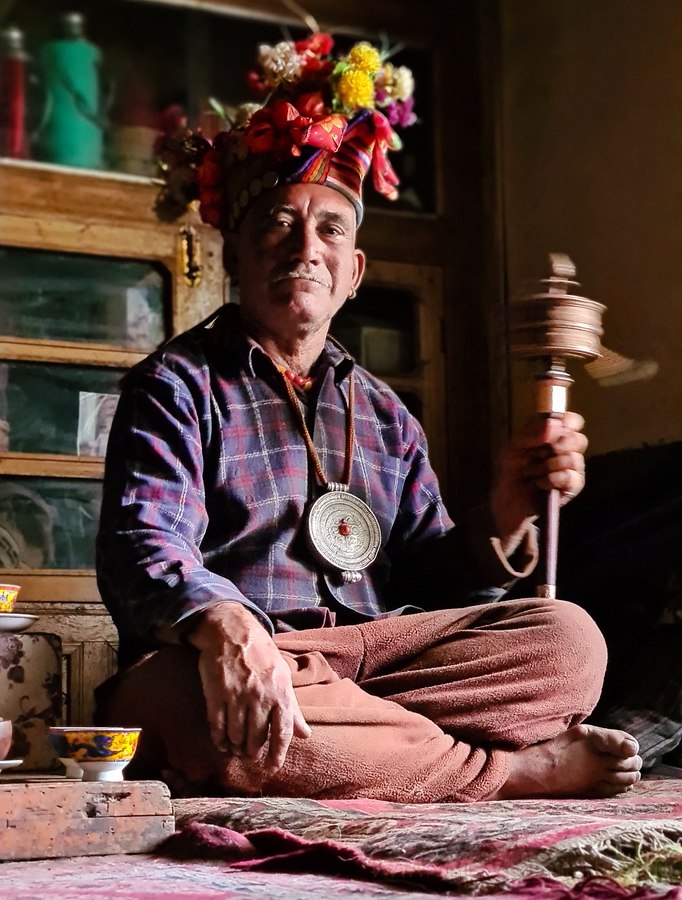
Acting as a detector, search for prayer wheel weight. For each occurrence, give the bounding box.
[509,253,606,599]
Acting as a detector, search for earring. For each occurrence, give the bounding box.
[347,288,357,300]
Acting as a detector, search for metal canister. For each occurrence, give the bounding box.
[36,12,104,168]
[0,25,29,159]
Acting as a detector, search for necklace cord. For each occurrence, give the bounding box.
[280,370,355,488]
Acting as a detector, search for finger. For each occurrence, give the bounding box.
[207,702,230,754]
[293,705,312,740]
[244,701,272,760]
[226,700,248,754]
[563,411,585,433]
[547,430,588,457]
[543,470,584,497]
[523,451,585,483]
[265,704,294,772]
[518,413,586,450]
[543,450,586,476]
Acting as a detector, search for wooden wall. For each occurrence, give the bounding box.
[501,0,682,454]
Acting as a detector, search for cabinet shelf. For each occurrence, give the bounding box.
[2,571,100,604]
[0,338,146,369]
[0,454,104,479]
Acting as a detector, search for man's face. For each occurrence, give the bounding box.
[234,183,366,343]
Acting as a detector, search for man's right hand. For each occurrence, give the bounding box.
[186,602,311,772]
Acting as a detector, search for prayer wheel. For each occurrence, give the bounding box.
[509,253,606,599]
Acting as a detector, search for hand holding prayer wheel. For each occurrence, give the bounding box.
[507,253,605,599]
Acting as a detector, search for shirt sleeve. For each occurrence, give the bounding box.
[384,408,539,608]
[96,355,273,662]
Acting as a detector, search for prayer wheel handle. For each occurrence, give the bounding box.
[510,253,606,599]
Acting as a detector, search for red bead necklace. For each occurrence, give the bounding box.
[276,364,314,391]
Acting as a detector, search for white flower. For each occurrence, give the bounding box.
[392,66,414,102]
[234,103,262,127]
[257,41,302,86]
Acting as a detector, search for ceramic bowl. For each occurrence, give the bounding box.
[49,726,141,782]
[0,719,13,760]
[0,584,20,614]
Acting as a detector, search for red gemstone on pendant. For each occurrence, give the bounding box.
[338,520,352,536]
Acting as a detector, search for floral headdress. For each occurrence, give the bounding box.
[155,32,417,232]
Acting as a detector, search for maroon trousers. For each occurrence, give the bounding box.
[96,599,607,802]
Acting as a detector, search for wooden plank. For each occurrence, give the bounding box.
[0,815,174,860]
[0,780,172,818]
[0,781,174,861]
[0,573,100,604]
[0,453,104,479]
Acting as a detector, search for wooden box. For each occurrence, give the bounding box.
[0,779,174,860]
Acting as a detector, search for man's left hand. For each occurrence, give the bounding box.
[491,411,587,549]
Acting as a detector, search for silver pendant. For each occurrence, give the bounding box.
[306,485,381,583]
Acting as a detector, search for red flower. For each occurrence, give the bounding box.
[296,32,334,83]
[246,69,270,100]
[295,32,334,56]
[198,148,227,226]
[296,91,327,117]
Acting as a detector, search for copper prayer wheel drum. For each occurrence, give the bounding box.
[510,254,605,363]
[508,253,606,600]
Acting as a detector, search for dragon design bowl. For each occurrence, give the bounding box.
[49,726,141,781]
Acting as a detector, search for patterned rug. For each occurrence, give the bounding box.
[167,780,682,897]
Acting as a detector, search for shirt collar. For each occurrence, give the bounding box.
[204,304,355,382]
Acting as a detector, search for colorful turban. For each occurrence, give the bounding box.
[154,33,416,233]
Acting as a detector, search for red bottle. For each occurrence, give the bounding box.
[0,25,29,158]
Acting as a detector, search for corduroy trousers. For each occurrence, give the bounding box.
[95,598,607,802]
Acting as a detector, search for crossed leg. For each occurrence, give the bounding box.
[96,598,641,801]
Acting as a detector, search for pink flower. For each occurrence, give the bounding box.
[384,96,417,129]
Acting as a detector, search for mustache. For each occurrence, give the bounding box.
[271,269,332,289]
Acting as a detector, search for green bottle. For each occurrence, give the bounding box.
[37,12,103,168]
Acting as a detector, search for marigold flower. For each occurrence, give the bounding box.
[337,67,375,110]
[347,42,382,75]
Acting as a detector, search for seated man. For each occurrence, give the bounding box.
[95,33,641,802]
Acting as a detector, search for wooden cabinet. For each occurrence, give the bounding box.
[0,0,499,727]
[0,161,224,723]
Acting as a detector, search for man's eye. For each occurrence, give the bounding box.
[259,218,290,234]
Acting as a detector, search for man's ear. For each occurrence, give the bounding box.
[352,248,367,293]
[222,233,239,283]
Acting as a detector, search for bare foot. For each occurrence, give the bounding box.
[488,724,642,800]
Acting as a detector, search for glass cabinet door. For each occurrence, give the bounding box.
[0,361,125,457]
[0,476,101,569]
[1,247,167,350]
[0,243,173,585]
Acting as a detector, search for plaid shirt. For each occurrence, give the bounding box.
[98,305,534,666]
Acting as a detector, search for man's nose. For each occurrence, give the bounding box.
[288,222,322,262]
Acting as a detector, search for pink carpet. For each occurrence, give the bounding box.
[165,779,682,897]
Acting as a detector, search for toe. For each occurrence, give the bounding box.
[609,768,642,787]
[611,753,643,773]
[581,724,639,758]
